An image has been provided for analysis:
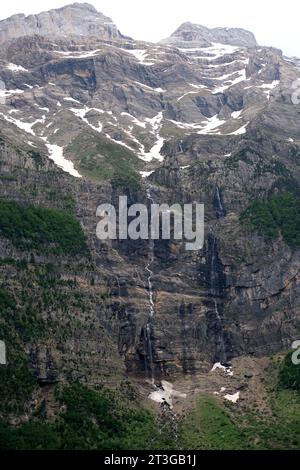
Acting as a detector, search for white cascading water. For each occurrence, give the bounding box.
[215,185,225,219]
[145,187,155,317]
[210,235,226,363]
[144,186,156,383]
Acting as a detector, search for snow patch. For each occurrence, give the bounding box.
[168,119,203,130]
[0,112,46,136]
[140,170,154,178]
[42,139,81,178]
[256,80,280,100]
[54,49,102,59]
[229,122,249,135]
[6,63,28,72]
[139,112,165,162]
[149,381,187,409]
[198,114,226,134]
[213,69,248,94]
[126,49,155,66]
[141,136,165,162]
[179,43,241,61]
[224,392,240,403]
[0,88,24,99]
[134,81,166,93]
[231,110,243,119]
[211,362,233,377]
[70,106,104,133]
[64,97,81,103]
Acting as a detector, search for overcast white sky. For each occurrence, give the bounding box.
[0,0,299,57]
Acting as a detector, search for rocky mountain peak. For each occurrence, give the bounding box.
[67,2,98,12]
[0,2,124,44]
[160,21,258,48]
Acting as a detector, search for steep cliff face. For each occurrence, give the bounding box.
[0,3,300,422]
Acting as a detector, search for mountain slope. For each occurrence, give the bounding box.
[0,3,300,446]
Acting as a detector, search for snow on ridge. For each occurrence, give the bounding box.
[0,112,46,136]
[126,49,155,66]
[0,88,24,98]
[105,133,136,153]
[35,105,49,113]
[0,109,81,178]
[243,80,280,100]
[168,119,203,130]
[177,83,207,102]
[231,110,243,119]
[54,49,102,59]
[140,136,165,162]
[213,69,248,94]
[257,80,280,100]
[140,170,154,178]
[257,80,280,90]
[229,122,249,135]
[198,115,226,134]
[145,111,163,133]
[42,138,82,178]
[179,43,241,61]
[189,83,207,89]
[6,63,29,72]
[138,112,165,162]
[134,81,166,93]
[70,106,104,133]
[168,116,226,134]
[64,97,81,104]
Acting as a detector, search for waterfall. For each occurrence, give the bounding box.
[215,185,226,219]
[161,401,180,449]
[209,235,226,364]
[210,236,218,294]
[145,187,155,317]
[144,324,155,384]
[144,186,156,383]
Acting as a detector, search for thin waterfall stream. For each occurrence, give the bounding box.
[210,235,226,364]
[144,186,156,383]
[215,185,226,219]
[144,187,186,444]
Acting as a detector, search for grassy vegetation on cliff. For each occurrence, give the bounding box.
[179,352,300,450]
[0,200,87,255]
[66,133,142,190]
[179,395,249,450]
[278,350,300,391]
[1,352,300,449]
[0,383,173,450]
[241,192,300,247]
